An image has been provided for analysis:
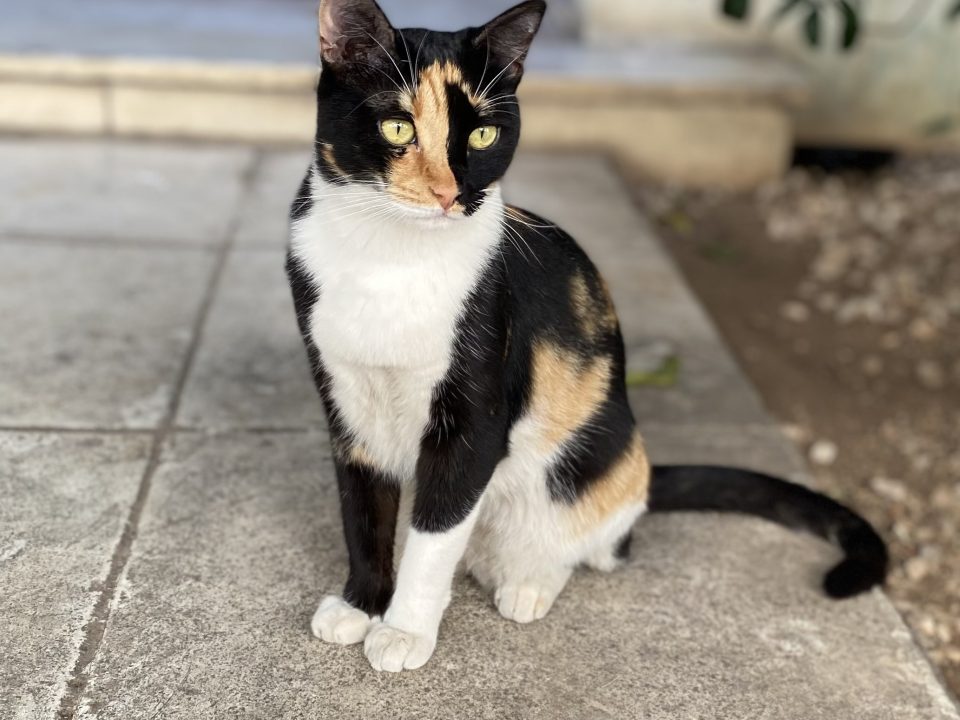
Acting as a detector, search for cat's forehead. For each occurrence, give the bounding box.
[393,28,491,94]
[398,61,482,114]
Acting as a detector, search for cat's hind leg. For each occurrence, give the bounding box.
[494,564,573,624]
[467,458,578,625]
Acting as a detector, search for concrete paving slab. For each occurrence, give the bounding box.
[641,422,808,480]
[627,338,770,426]
[505,153,769,425]
[1,142,953,718]
[0,431,150,719]
[0,243,214,429]
[76,432,959,720]
[0,139,252,244]
[235,150,311,247]
[177,249,325,430]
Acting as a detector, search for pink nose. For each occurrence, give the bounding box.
[430,184,459,211]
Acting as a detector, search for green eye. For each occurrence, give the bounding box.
[380,119,416,145]
[468,125,499,150]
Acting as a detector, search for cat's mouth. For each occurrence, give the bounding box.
[387,197,469,225]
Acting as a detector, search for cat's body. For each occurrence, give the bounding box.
[287,0,887,672]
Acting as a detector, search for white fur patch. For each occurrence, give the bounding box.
[290,170,505,480]
[311,595,372,645]
[364,621,435,672]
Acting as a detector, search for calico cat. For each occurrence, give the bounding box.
[286,0,888,672]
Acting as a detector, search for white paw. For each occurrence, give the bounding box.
[495,582,560,624]
[310,595,372,645]
[363,621,436,672]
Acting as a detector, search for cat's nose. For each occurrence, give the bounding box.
[430,183,459,211]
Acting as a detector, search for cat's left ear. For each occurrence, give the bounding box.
[318,0,395,69]
[473,0,546,82]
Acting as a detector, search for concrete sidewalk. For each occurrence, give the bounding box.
[1,138,958,720]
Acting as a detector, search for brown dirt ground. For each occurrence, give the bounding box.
[625,156,960,696]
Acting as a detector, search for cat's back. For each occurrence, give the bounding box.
[501,206,622,350]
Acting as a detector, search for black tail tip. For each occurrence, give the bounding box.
[823,559,886,599]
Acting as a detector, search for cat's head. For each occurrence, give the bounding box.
[314,0,546,222]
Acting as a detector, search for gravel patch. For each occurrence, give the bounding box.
[632,154,960,695]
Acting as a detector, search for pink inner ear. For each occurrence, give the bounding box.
[318,3,343,61]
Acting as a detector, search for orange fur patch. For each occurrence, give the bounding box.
[570,271,617,340]
[598,276,618,331]
[528,341,612,452]
[387,61,466,209]
[332,436,376,469]
[569,431,650,534]
[321,143,348,179]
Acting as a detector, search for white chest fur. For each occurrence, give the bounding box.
[290,171,503,480]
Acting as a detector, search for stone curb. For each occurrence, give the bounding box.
[0,50,807,188]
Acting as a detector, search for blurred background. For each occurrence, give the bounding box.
[1,0,958,711]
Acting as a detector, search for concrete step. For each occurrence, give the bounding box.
[0,42,806,188]
[0,0,807,187]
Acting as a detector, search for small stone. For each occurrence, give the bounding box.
[931,485,957,508]
[861,355,884,376]
[905,556,932,581]
[909,317,938,341]
[781,301,810,323]
[892,521,912,543]
[781,423,809,443]
[812,243,852,282]
[881,332,901,350]
[767,213,803,243]
[870,476,908,503]
[809,440,838,466]
[916,360,945,389]
[816,292,839,312]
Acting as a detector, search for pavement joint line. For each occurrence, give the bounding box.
[54,148,265,720]
[169,425,323,434]
[0,231,225,251]
[0,426,156,435]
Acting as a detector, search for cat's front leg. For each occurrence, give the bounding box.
[364,507,481,671]
[312,458,400,646]
[363,404,503,672]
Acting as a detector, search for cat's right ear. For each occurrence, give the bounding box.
[473,0,546,82]
[318,0,395,68]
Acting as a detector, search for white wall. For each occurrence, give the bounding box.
[578,0,960,149]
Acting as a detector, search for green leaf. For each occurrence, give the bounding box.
[949,0,960,20]
[838,0,859,50]
[625,357,681,389]
[661,209,693,236]
[921,116,958,136]
[698,239,740,263]
[721,0,750,20]
[804,8,821,46]
[770,0,805,25]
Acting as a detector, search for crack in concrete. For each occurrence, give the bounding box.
[53,149,265,720]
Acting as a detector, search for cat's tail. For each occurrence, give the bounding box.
[647,465,888,599]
